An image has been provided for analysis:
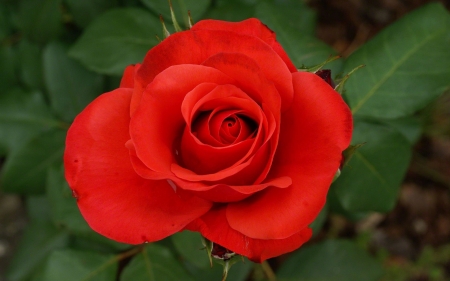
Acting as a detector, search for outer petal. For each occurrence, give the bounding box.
[191,18,297,73]
[186,207,312,262]
[120,64,140,88]
[226,72,353,240]
[132,29,293,113]
[64,89,212,244]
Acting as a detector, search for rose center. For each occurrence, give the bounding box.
[192,111,257,146]
[223,114,256,144]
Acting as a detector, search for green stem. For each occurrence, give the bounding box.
[117,245,145,261]
[261,261,277,281]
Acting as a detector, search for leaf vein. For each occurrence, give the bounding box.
[355,151,387,185]
[351,28,445,114]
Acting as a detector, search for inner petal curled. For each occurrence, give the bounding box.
[196,110,257,146]
[179,84,262,175]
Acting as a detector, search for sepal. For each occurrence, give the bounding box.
[334,64,365,94]
[298,55,340,73]
[332,168,341,183]
[159,15,171,38]
[201,236,214,267]
[188,10,194,29]
[201,236,242,281]
[169,0,182,32]
[341,143,365,168]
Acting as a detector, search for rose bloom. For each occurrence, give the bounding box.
[64,18,352,262]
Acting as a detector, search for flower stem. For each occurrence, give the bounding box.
[117,245,145,261]
[261,260,277,281]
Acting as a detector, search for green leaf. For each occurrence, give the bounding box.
[18,40,45,91]
[343,3,450,119]
[186,257,253,281]
[382,116,423,145]
[171,231,208,268]
[64,0,119,28]
[170,231,255,281]
[0,4,12,40]
[6,220,70,281]
[69,8,161,75]
[309,203,328,236]
[277,239,383,281]
[255,0,341,73]
[105,74,122,91]
[46,165,129,251]
[43,41,104,122]
[141,0,211,26]
[29,266,46,281]
[0,45,18,92]
[41,250,117,281]
[215,259,253,281]
[26,196,53,221]
[120,244,194,281]
[1,129,66,194]
[332,119,412,213]
[171,231,253,281]
[255,0,316,37]
[204,0,255,22]
[70,236,131,254]
[284,32,342,74]
[18,0,63,44]
[121,0,141,7]
[46,165,94,232]
[0,88,64,154]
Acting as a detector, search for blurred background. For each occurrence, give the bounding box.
[1,0,450,280]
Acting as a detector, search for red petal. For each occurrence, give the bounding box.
[64,89,211,244]
[226,72,353,240]
[120,64,140,88]
[181,122,254,175]
[171,108,277,188]
[191,18,297,73]
[130,147,291,203]
[133,29,292,114]
[129,64,234,177]
[182,83,261,146]
[191,176,292,202]
[201,53,284,184]
[171,126,271,185]
[186,207,312,262]
[180,84,262,174]
[202,52,288,112]
[289,72,353,151]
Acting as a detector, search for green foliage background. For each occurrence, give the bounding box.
[0,0,449,280]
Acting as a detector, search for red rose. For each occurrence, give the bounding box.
[64,18,352,262]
